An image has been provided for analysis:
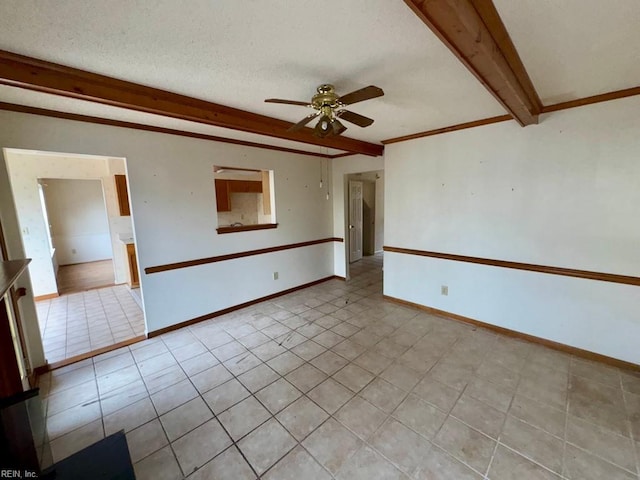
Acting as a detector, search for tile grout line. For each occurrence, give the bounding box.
[481,335,514,479]
[125,341,182,475]
[159,333,262,479]
[48,264,382,474]
[205,277,384,478]
[242,296,378,478]
[567,360,640,477]
[620,376,640,479]
[357,324,466,478]
[114,286,141,336]
[96,289,117,349]
[159,303,366,476]
[92,357,108,458]
[562,358,572,480]
[496,346,569,478]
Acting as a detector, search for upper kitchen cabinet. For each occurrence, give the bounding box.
[114,174,131,216]
[215,179,231,212]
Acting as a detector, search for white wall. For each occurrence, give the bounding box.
[332,156,384,278]
[0,153,45,368]
[0,111,334,334]
[44,178,113,265]
[4,151,130,296]
[384,96,640,364]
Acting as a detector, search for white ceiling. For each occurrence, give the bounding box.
[0,0,638,153]
[493,0,640,104]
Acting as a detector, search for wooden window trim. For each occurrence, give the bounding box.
[216,223,278,235]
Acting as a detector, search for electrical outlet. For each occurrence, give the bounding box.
[72,248,77,254]
[273,272,279,280]
[441,285,448,296]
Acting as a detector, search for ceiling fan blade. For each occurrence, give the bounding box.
[287,112,320,132]
[338,85,384,106]
[265,98,311,107]
[337,110,374,128]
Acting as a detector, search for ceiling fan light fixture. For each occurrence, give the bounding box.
[314,115,333,138]
[266,84,383,137]
[331,118,347,136]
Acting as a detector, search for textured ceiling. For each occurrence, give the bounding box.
[493,0,640,104]
[0,0,638,152]
[0,0,505,150]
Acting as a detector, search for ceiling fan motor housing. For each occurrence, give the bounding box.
[312,84,341,110]
[266,83,382,135]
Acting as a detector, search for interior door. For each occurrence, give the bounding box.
[348,180,363,263]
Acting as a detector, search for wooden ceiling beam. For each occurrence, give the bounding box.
[0,49,383,156]
[403,0,542,126]
[0,102,344,159]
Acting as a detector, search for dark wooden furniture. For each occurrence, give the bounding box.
[0,259,46,473]
[0,259,30,398]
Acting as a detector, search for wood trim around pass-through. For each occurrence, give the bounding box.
[383,246,640,287]
[216,223,278,235]
[145,237,344,275]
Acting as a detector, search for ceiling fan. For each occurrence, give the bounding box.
[265,84,384,138]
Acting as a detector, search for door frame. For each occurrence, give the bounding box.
[343,170,383,280]
[348,180,363,264]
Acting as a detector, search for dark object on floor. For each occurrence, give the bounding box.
[42,430,135,480]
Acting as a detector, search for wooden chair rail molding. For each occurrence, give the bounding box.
[383,246,640,287]
[145,237,344,275]
[384,295,640,372]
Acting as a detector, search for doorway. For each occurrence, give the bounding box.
[39,178,116,294]
[3,148,146,365]
[346,170,384,276]
[348,180,363,263]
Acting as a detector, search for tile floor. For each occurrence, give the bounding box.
[37,284,145,363]
[37,253,640,479]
